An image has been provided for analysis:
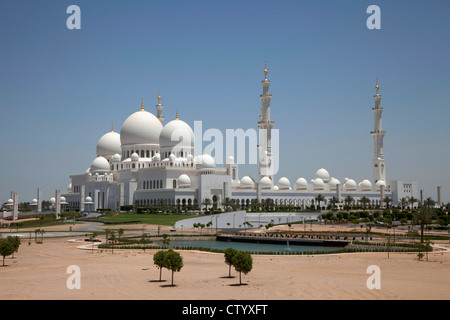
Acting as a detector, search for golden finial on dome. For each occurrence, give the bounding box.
[111,122,114,132]
[176,109,179,120]
[158,90,161,103]
[141,98,145,111]
[375,78,380,94]
[264,62,268,78]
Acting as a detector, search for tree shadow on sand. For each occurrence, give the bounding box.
[149,279,167,283]
[228,283,248,287]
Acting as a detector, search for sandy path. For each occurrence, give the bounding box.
[1,237,449,300]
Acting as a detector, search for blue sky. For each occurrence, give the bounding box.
[0,0,449,203]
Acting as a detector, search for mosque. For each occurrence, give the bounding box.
[62,65,419,212]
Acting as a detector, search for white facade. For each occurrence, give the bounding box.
[63,67,417,212]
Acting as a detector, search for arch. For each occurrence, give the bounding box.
[173,179,177,189]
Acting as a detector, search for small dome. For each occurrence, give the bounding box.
[7,199,14,205]
[177,174,191,188]
[131,152,139,161]
[67,183,72,193]
[90,156,110,172]
[187,153,194,161]
[315,167,330,183]
[60,196,67,203]
[295,177,308,190]
[169,153,176,162]
[31,199,38,204]
[240,175,255,189]
[111,153,122,162]
[360,178,372,191]
[50,197,56,204]
[273,185,279,191]
[85,196,93,203]
[232,179,240,188]
[226,155,235,164]
[96,131,121,158]
[344,178,357,190]
[375,179,386,191]
[153,152,161,161]
[278,177,291,190]
[329,177,341,190]
[312,177,325,190]
[196,153,216,170]
[259,176,273,189]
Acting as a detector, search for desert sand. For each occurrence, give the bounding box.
[1,222,449,300]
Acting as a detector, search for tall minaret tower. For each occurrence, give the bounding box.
[371,79,386,184]
[155,90,165,124]
[258,63,275,184]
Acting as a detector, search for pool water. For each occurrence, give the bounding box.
[159,240,339,253]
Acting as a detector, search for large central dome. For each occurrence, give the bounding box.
[120,109,163,146]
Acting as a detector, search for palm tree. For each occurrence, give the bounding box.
[329,196,339,209]
[383,197,392,208]
[202,198,212,211]
[408,196,418,210]
[344,195,354,208]
[414,206,435,243]
[423,197,435,209]
[360,196,370,209]
[400,197,408,210]
[315,194,326,209]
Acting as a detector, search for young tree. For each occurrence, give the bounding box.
[153,250,168,282]
[224,248,238,278]
[0,241,15,266]
[232,250,253,285]
[164,249,184,286]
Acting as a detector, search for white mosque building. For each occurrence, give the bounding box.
[63,66,419,212]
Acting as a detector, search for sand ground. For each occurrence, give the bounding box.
[1,222,449,300]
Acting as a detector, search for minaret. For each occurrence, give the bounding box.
[258,63,275,184]
[156,90,165,124]
[371,79,386,184]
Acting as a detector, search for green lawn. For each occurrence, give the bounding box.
[99,213,196,226]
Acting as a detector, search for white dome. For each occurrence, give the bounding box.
[60,196,67,203]
[312,177,325,190]
[329,177,341,190]
[177,174,191,188]
[90,156,110,172]
[375,179,386,191]
[259,176,273,189]
[31,199,38,204]
[169,153,176,162]
[344,178,357,190]
[7,199,13,205]
[159,118,194,150]
[315,167,330,183]
[96,131,121,157]
[67,183,72,193]
[120,109,163,146]
[196,153,216,170]
[85,196,93,203]
[273,185,279,191]
[226,155,235,164]
[131,152,139,161]
[240,175,255,189]
[295,177,308,190]
[111,153,122,162]
[153,152,161,161]
[187,153,194,161]
[360,179,373,191]
[50,197,56,204]
[278,177,291,190]
[232,179,240,188]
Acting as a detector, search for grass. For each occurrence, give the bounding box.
[99,213,196,226]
